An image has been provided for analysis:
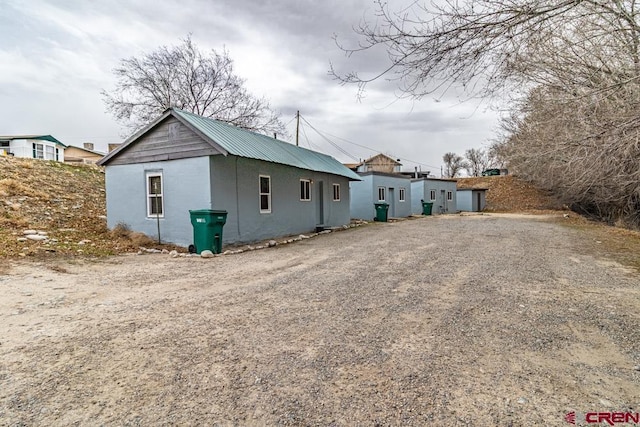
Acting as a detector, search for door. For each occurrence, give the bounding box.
[388,188,395,218]
[316,180,324,225]
[476,192,481,212]
[440,190,446,213]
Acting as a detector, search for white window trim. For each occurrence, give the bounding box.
[146,172,164,218]
[399,187,406,202]
[33,143,44,159]
[300,179,311,201]
[430,190,436,201]
[259,175,271,213]
[333,183,340,201]
[378,186,386,202]
[447,190,453,201]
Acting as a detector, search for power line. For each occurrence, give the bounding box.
[299,114,441,170]
[299,116,360,162]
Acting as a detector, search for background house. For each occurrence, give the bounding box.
[457,188,488,212]
[411,178,458,214]
[0,135,66,162]
[350,153,402,173]
[64,143,106,164]
[98,108,360,247]
[350,171,412,220]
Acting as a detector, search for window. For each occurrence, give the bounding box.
[378,187,386,202]
[259,175,271,213]
[333,183,340,201]
[430,190,436,201]
[146,172,164,217]
[447,190,453,201]
[32,143,44,159]
[300,179,311,201]
[399,187,406,202]
[45,145,55,160]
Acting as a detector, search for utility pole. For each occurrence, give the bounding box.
[295,110,300,146]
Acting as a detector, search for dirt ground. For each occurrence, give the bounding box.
[1,213,639,426]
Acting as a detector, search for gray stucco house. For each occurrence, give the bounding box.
[350,171,412,220]
[411,177,458,214]
[457,188,488,212]
[97,108,361,246]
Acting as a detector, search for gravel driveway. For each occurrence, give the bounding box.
[1,214,639,426]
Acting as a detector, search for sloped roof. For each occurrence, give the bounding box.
[0,135,67,148]
[100,108,361,181]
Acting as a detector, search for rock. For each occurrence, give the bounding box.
[161,249,169,254]
[299,234,310,239]
[169,250,179,258]
[200,250,214,258]
[517,397,528,404]
[17,237,27,242]
[37,231,48,236]
[268,240,277,247]
[633,365,640,371]
[26,235,47,241]
[23,230,37,235]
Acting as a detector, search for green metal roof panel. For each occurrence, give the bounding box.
[173,109,360,180]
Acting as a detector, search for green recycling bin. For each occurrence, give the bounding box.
[189,209,228,254]
[374,202,389,222]
[421,201,434,215]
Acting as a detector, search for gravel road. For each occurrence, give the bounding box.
[1,214,639,426]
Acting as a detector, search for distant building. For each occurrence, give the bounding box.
[350,171,413,220]
[411,178,458,214]
[0,135,66,162]
[348,153,403,174]
[64,143,106,165]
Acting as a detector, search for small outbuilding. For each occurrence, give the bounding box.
[411,177,457,215]
[97,108,361,246]
[350,171,412,220]
[457,188,488,212]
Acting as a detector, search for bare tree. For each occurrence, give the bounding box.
[333,1,640,101]
[464,148,490,177]
[335,0,640,226]
[443,152,467,178]
[102,36,285,136]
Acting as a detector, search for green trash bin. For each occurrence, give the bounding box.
[189,209,228,254]
[374,202,389,222]
[421,200,434,216]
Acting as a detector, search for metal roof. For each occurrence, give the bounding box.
[173,109,361,180]
[0,135,67,147]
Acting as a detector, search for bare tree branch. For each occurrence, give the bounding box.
[102,35,286,137]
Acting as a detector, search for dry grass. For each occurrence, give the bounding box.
[554,214,640,270]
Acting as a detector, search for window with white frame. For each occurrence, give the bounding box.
[430,189,436,201]
[260,175,271,213]
[378,186,386,201]
[45,145,55,160]
[333,183,340,201]
[447,190,453,201]
[300,179,311,201]
[146,172,164,217]
[32,143,44,159]
[399,187,406,202]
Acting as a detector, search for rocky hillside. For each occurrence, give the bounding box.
[456,175,563,212]
[0,157,177,259]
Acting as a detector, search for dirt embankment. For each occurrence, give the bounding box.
[457,175,564,212]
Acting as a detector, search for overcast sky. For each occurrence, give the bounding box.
[1,0,501,176]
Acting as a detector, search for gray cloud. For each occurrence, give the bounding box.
[0,0,500,172]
